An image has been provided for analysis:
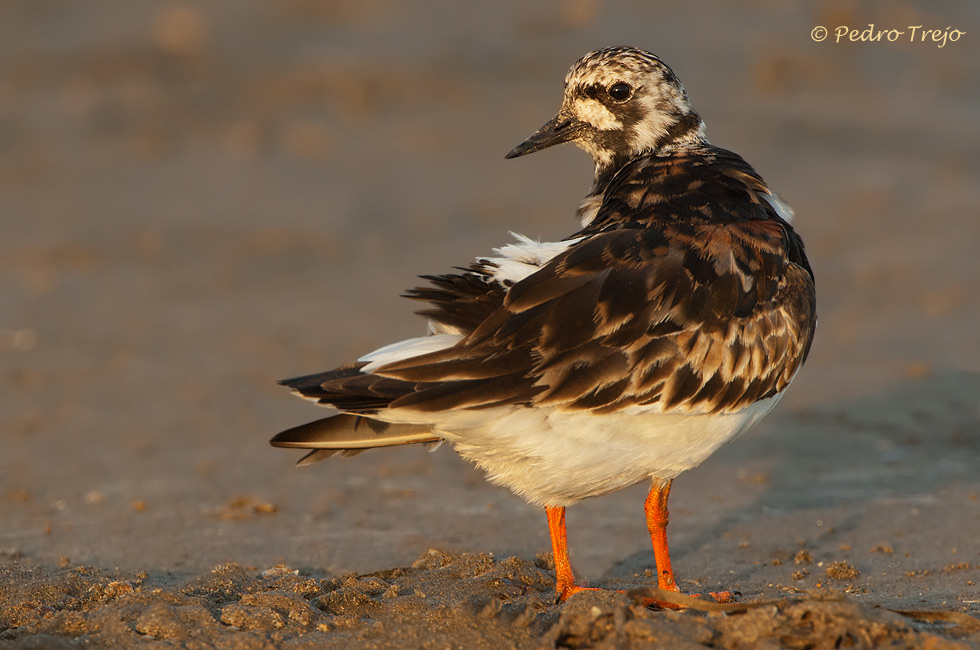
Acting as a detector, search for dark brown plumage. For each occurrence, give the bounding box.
[281,146,814,418]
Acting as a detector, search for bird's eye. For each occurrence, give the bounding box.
[608,82,632,102]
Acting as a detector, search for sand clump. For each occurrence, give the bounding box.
[2,551,977,649]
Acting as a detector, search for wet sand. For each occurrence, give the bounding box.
[2,1,980,647]
[3,552,979,649]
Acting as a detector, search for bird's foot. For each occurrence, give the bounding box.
[557,584,740,609]
[627,586,742,610]
[555,583,608,603]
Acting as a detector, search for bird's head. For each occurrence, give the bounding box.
[507,47,705,183]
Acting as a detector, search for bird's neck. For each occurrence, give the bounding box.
[591,152,639,196]
[590,114,706,195]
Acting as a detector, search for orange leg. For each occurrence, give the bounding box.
[547,497,736,607]
[644,479,738,605]
[546,506,610,601]
[645,478,679,591]
[546,506,582,601]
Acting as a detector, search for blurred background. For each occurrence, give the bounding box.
[2,0,979,599]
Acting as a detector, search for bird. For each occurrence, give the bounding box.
[271,46,816,604]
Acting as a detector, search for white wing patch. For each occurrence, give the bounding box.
[359,333,462,373]
[480,233,583,285]
[362,235,583,374]
[762,191,794,223]
[576,194,603,227]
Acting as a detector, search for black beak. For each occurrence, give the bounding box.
[505,111,588,159]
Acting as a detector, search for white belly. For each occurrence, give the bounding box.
[382,396,781,507]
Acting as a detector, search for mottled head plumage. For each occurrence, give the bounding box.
[507,46,705,189]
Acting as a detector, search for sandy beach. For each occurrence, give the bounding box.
[2,1,980,647]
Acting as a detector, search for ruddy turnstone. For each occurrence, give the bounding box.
[272,46,816,603]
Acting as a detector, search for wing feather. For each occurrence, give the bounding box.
[280,144,816,420]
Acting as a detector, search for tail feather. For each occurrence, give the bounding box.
[271,413,440,465]
[296,449,339,465]
[280,363,418,412]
